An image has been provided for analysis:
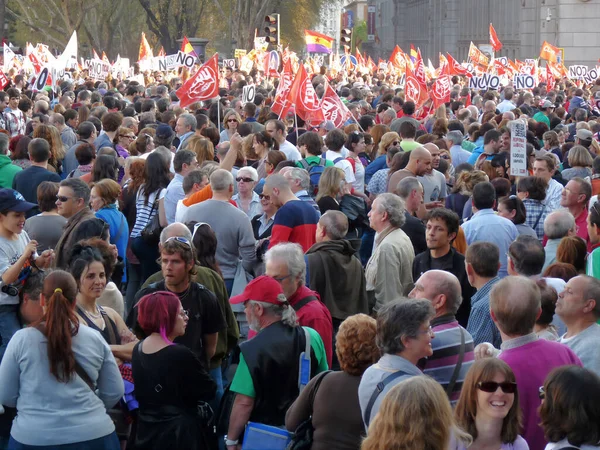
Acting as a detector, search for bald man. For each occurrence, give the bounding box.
[409,270,475,403]
[418,143,447,206]
[387,146,432,194]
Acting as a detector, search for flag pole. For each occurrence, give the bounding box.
[217,97,221,131]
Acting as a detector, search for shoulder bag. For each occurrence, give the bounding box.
[141,191,163,246]
[286,370,332,450]
[363,370,409,427]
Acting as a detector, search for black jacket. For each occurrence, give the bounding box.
[412,247,475,327]
[306,239,369,320]
[401,211,427,256]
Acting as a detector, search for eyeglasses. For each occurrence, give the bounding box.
[120,134,135,139]
[236,177,255,183]
[192,222,211,240]
[179,309,189,319]
[416,326,434,337]
[56,195,72,202]
[391,141,400,146]
[259,194,270,201]
[477,381,518,394]
[272,274,293,283]
[441,154,450,160]
[538,386,545,400]
[164,236,192,248]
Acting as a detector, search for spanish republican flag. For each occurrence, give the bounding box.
[305,30,334,54]
[540,40,559,63]
[181,36,198,57]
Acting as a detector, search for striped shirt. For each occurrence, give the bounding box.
[420,314,475,404]
[130,186,166,238]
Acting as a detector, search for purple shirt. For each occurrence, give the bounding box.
[498,336,582,450]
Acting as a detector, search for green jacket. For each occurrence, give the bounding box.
[0,154,22,189]
[143,265,240,369]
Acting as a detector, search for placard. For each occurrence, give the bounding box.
[176,51,196,69]
[468,74,500,90]
[568,65,588,80]
[510,119,528,177]
[583,67,599,85]
[33,67,49,91]
[234,49,247,59]
[223,59,235,68]
[513,74,535,90]
[242,84,256,104]
[86,59,110,80]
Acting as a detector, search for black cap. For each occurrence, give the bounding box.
[0,189,37,212]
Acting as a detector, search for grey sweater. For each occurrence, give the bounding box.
[560,323,600,377]
[182,199,257,279]
[0,326,123,446]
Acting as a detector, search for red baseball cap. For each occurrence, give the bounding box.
[230,275,286,305]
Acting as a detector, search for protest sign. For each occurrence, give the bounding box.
[510,120,528,177]
[513,74,535,90]
[242,84,256,104]
[176,51,196,69]
[469,74,500,90]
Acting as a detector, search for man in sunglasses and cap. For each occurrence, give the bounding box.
[225,275,328,449]
[486,276,581,450]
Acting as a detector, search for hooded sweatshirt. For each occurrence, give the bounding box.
[0,154,22,188]
[306,239,369,320]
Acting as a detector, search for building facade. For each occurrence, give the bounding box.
[370,0,600,66]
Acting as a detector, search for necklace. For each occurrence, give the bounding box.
[82,305,102,320]
[168,283,191,301]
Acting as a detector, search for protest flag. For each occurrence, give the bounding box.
[540,41,559,63]
[181,37,198,57]
[138,32,154,61]
[320,82,351,128]
[285,63,324,125]
[305,30,334,54]
[489,23,502,52]
[176,53,219,108]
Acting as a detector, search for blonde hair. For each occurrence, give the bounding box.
[377,132,400,155]
[316,166,345,201]
[186,136,215,165]
[223,110,242,130]
[362,376,471,450]
[452,170,489,195]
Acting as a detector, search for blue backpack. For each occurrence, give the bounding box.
[298,155,327,198]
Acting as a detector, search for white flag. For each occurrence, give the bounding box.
[3,44,15,72]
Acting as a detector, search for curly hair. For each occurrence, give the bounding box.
[454,359,522,444]
[363,376,470,450]
[335,314,379,376]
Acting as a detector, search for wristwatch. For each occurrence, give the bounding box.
[224,436,239,446]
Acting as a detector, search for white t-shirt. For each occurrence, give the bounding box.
[278,140,302,161]
[175,199,189,224]
[349,155,365,194]
[324,150,356,184]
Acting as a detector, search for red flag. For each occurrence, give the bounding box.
[414,48,426,85]
[405,64,428,108]
[286,64,324,126]
[28,52,42,73]
[430,74,451,109]
[367,56,376,73]
[489,24,502,52]
[540,41,559,63]
[138,32,153,61]
[389,45,404,69]
[355,48,365,66]
[446,53,468,76]
[157,47,166,58]
[320,82,350,128]
[271,58,294,116]
[0,69,9,89]
[176,53,219,108]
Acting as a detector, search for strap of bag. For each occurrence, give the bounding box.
[298,159,310,170]
[99,307,118,346]
[308,370,331,409]
[363,370,409,427]
[445,327,466,397]
[292,295,317,312]
[532,206,545,230]
[298,328,312,392]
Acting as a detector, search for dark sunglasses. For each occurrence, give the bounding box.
[56,195,72,202]
[165,236,191,248]
[477,381,517,394]
[391,141,400,146]
[236,177,254,183]
[441,154,450,159]
[227,119,238,123]
[259,194,270,200]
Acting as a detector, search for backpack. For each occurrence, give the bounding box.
[298,156,327,198]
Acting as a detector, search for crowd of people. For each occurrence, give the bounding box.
[0,60,598,450]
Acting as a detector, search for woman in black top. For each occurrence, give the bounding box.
[132,291,216,450]
[316,166,347,214]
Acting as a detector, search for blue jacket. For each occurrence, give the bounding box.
[365,155,387,184]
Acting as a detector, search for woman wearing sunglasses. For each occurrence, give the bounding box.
[232,166,261,218]
[539,365,600,450]
[220,110,242,144]
[454,358,528,450]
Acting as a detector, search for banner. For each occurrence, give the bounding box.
[540,41,559,63]
[271,58,294,116]
[430,74,451,109]
[176,53,219,108]
[405,63,428,107]
[446,53,468,76]
[509,119,528,177]
[468,42,489,67]
[285,63,324,125]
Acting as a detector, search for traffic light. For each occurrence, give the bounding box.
[265,14,280,46]
[340,28,352,47]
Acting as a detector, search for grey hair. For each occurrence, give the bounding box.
[265,243,306,285]
[287,168,311,191]
[384,108,397,120]
[375,193,406,228]
[319,210,348,240]
[249,298,298,327]
[210,169,234,191]
[544,210,575,239]
[0,133,8,154]
[60,178,90,204]
[376,298,435,354]
[153,146,172,167]
[395,177,422,200]
[446,130,463,145]
[160,222,192,244]
[178,113,197,131]
[156,85,168,96]
[237,166,259,182]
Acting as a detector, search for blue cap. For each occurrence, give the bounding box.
[0,189,37,212]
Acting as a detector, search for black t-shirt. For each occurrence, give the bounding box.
[12,166,61,218]
[130,280,226,369]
